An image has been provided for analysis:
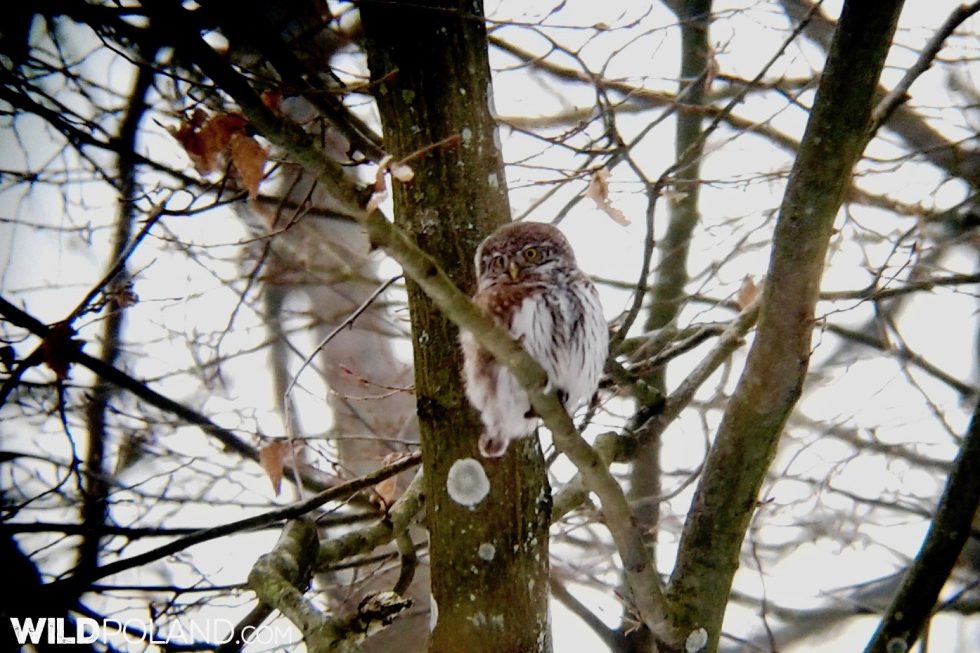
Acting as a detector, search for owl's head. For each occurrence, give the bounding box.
[474,222,577,288]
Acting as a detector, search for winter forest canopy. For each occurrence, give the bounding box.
[0,1,979,652]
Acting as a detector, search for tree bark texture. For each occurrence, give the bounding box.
[360,2,553,652]
[666,2,904,651]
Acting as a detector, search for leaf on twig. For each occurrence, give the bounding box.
[736,275,760,309]
[168,110,267,198]
[365,155,415,213]
[41,322,81,381]
[229,132,268,198]
[584,168,630,225]
[373,452,408,509]
[259,440,291,496]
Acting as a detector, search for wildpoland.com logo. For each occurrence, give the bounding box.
[6,617,295,647]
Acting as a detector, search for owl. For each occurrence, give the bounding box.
[460,222,608,457]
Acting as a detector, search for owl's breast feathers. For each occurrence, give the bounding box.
[474,279,542,327]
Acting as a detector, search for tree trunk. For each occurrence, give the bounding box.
[360,2,553,652]
[666,2,904,651]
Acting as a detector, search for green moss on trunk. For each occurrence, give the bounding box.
[360,2,552,651]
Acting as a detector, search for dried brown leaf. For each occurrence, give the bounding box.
[585,167,611,204]
[584,168,630,225]
[229,133,268,198]
[373,452,408,509]
[736,276,760,309]
[259,440,290,496]
[41,322,80,381]
[168,111,249,176]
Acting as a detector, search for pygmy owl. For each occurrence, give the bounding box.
[460,222,608,457]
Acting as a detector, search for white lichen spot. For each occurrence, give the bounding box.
[459,87,467,96]
[886,639,909,653]
[491,614,504,629]
[418,330,430,345]
[447,458,490,506]
[486,82,499,118]
[429,595,438,632]
[528,578,535,591]
[478,542,496,561]
[487,172,498,189]
[685,628,708,652]
[401,89,416,104]
[460,127,473,145]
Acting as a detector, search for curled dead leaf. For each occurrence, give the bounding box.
[229,132,268,199]
[259,440,290,496]
[373,452,409,509]
[584,168,630,225]
[168,110,265,197]
[736,276,760,309]
[41,322,81,381]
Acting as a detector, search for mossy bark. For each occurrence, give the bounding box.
[361,3,552,652]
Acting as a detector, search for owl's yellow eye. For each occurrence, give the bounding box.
[492,255,506,271]
[523,247,539,262]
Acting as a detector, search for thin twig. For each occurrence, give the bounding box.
[870,1,980,134]
[43,451,420,595]
[864,395,980,653]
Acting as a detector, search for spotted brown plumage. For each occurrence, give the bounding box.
[460,222,608,457]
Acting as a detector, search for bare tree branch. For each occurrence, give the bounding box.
[667,4,905,650]
[864,394,980,653]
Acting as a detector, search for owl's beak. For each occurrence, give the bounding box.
[508,260,520,281]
